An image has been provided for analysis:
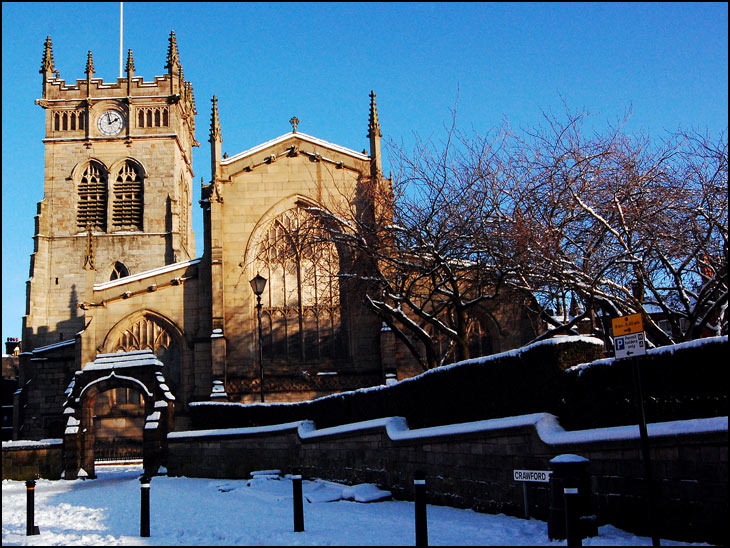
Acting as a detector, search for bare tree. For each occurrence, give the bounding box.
[304,107,727,370]
[500,110,728,346]
[312,117,541,371]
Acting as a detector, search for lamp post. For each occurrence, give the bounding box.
[249,272,267,403]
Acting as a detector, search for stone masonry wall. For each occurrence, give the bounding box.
[2,439,63,480]
[167,414,728,545]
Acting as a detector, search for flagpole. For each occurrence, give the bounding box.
[119,2,124,78]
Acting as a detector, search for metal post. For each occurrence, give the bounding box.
[564,487,581,547]
[414,470,428,546]
[522,482,530,519]
[140,475,150,537]
[256,295,264,403]
[26,480,39,536]
[631,356,660,547]
[292,471,304,532]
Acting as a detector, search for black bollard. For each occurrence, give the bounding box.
[292,471,304,532]
[414,470,428,547]
[26,479,40,536]
[549,454,595,541]
[140,475,150,537]
[564,487,582,547]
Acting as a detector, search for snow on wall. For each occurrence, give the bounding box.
[2,438,63,450]
[567,335,728,375]
[168,412,728,446]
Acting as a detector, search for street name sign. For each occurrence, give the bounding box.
[614,331,647,359]
[612,313,644,336]
[513,470,552,483]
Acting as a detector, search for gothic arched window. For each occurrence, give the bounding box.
[110,261,130,281]
[253,206,347,364]
[111,314,180,394]
[112,161,143,231]
[77,161,108,232]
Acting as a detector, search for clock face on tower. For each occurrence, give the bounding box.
[97,110,125,136]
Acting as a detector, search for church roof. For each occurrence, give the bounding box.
[93,258,201,291]
[220,131,370,166]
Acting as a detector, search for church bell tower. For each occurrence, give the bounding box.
[24,32,198,351]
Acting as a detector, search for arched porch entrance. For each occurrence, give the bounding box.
[62,350,175,479]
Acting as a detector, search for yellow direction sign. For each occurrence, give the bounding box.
[612,313,644,336]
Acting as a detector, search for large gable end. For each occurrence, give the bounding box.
[220,131,371,177]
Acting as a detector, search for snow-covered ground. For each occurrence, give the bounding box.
[2,465,710,546]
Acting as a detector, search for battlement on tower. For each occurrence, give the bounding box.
[36,74,177,104]
[35,32,197,142]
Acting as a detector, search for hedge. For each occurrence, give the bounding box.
[189,336,727,432]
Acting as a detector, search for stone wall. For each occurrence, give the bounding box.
[16,342,77,440]
[167,413,728,545]
[2,439,63,480]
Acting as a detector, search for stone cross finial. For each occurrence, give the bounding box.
[289,116,300,133]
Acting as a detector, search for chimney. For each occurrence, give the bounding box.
[5,337,21,356]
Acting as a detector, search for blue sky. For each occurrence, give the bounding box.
[2,2,728,347]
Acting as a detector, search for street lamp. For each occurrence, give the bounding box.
[249,272,267,402]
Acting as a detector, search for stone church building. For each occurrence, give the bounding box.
[15,33,539,451]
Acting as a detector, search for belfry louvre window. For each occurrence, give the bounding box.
[77,161,107,231]
[112,162,143,230]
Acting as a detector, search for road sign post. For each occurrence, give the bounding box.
[613,331,646,359]
[611,314,659,547]
[514,469,551,519]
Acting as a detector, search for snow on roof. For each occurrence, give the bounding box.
[220,131,370,165]
[93,258,200,291]
[31,339,76,354]
[83,349,163,371]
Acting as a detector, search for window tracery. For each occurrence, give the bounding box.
[253,206,347,364]
[111,315,180,393]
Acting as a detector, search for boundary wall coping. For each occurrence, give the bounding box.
[167,413,728,446]
[2,439,63,451]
